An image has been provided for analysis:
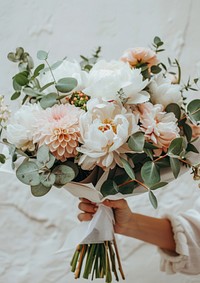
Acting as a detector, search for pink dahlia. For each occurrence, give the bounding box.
[137,102,180,155]
[33,104,84,161]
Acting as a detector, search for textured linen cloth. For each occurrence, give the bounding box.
[159,195,200,274]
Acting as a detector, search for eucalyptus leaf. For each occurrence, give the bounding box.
[144,142,158,150]
[40,93,58,109]
[64,161,79,178]
[120,158,135,180]
[11,91,21,100]
[151,65,162,74]
[183,123,192,142]
[40,172,56,187]
[13,80,22,91]
[144,148,154,160]
[45,153,56,169]
[187,99,200,122]
[23,87,41,97]
[16,161,40,186]
[100,179,119,197]
[7,52,18,62]
[31,183,51,197]
[186,143,199,153]
[150,182,168,190]
[53,165,76,185]
[37,50,48,60]
[14,71,29,86]
[141,161,160,186]
[169,157,180,178]
[168,137,184,157]
[40,82,55,92]
[37,145,50,164]
[165,103,181,120]
[0,154,6,164]
[128,132,145,152]
[149,190,158,209]
[33,63,45,77]
[55,77,78,93]
[114,174,136,194]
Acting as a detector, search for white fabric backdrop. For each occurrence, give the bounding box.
[0,0,200,282]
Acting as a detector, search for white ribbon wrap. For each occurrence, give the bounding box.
[80,204,115,244]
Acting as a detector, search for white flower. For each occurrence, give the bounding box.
[149,74,183,108]
[83,60,150,104]
[0,95,10,126]
[39,59,89,93]
[6,104,42,151]
[77,98,139,171]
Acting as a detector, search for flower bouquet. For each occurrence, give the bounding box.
[0,36,200,282]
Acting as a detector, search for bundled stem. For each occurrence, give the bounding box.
[70,240,125,282]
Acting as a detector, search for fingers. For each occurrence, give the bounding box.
[78,202,98,213]
[102,199,128,209]
[78,213,93,222]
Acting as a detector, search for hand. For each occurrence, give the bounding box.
[78,198,133,235]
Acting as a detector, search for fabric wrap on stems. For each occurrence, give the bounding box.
[80,204,115,244]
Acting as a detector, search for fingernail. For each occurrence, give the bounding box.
[94,207,98,212]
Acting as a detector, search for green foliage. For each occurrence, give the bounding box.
[52,165,76,185]
[186,143,199,154]
[37,50,48,60]
[100,179,119,197]
[0,154,6,164]
[40,93,58,109]
[148,190,158,209]
[165,103,181,120]
[141,161,160,186]
[31,183,51,197]
[150,182,168,190]
[55,77,78,93]
[16,161,40,186]
[187,99,200,122]
[167,137,185,157]
[169,157,180,178]
[120,158,135,179]
[128,132,145,152]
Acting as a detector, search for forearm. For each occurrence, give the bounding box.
[116,213,176,252]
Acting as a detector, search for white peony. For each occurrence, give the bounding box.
[149,74,183,108]
[39,59,89,93]
[6,104,42,151]
[82,60,150,104]
[77,98,139,171]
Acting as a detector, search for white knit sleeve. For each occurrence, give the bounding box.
[158,197,200,275]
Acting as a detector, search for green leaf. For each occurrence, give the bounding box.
[120,158,135,179]
[0,154,6,164]
[141,161,160,186]
[100,179,119,197]
[16,161,40,186]
[37,50,48,60]
[40,172,56,187]
[128,132,145,152]
[144,142,158,150]
[151,65,162,74]
[13,80,22,91]
[23,87,41,97]
[37,144,50,164]
[11,91,21,100]
[186,143,199,153]
[64,161,79,178]
[40,93,58,109]
[165,103,181,120]
[169,157,180,178]
[33,63,45,77]
[187,99,200,122]
[114,174,137,194]
[150,182,168,190]
[45,153,56,169]
[144,148,154,160]
[52,165,76,185]
[183,123,192,142]
[40,81,54,92]
[31,183,51,197]
[168,137,184,157]
[55,77,78,93]
[149,190,158,209]
[13,71,29,86]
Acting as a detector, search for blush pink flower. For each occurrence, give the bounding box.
[187,122,200,139]
[33,104,84,161]
[120,47,158,69]
[137,102,180,155]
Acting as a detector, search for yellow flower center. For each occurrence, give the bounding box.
[98,119,117,134]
